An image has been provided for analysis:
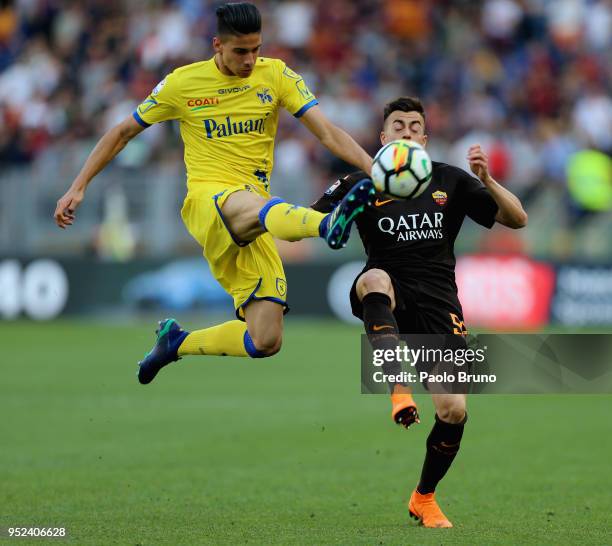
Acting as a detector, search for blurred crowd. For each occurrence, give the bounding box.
[0,0,611,208]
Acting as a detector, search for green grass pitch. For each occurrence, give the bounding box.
[1,319,610,545]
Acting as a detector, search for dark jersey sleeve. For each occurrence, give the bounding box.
[311,171,369,213]
[460,170,499,228]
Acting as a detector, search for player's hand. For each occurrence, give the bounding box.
[54,187,85,229]
[467,144,491,183]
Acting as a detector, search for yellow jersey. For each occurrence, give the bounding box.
[133,56,318,196]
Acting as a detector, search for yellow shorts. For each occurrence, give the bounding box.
[180,182,288,320]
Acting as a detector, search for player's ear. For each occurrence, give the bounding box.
[213,36,222,53]
[380,131,387,145]
[422,134,428,148]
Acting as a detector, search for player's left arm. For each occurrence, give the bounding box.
[467,144,528,229]
[299,105,372,176]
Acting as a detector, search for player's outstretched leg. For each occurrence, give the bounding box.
[138,318,189,384]
[258,178,375,249]
[320,178,375,248]
[138,304,282,384]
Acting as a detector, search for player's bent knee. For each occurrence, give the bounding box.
[357,269,393,298]
[436,403,467,424]
[249,332,283,357]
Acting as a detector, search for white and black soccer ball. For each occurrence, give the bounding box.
[371,140,433,199]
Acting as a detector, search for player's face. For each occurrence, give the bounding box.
[381,111,428,147]
[213,33,262,78]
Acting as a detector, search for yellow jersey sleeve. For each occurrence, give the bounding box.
[276,61,318,118]
[133,71,181,127]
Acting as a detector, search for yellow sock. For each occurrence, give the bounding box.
[178,320,248,357]
[260,199,326,241]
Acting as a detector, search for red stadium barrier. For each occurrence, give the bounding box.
[456,255,556,330]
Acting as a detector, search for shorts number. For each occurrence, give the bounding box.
[450,313,468,336]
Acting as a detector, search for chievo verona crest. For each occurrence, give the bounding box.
[203,114,268,139]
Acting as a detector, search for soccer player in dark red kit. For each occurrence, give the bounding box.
[312,97,527,528]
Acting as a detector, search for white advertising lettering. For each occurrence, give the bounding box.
[377,212,444,241]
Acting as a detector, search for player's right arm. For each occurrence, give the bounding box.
[54,116,144,228]
[55,72,180,229]
[300,106,373,176]
[276,61,372,175]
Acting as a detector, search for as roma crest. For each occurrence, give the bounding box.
[432,190,448,206]
[276,278,287,297]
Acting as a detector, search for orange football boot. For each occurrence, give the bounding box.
[408,490,453,528]
[391,384,420,428]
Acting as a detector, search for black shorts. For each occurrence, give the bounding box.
[352,265,481,392]
[350,264,468,337]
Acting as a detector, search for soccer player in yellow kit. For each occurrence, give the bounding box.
[54,2,374,383]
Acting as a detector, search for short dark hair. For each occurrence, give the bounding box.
[216,2,262,37]
[383,97,426,123]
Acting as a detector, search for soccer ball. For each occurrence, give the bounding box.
[371,140,433,199]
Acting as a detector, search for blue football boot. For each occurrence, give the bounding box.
[320,178,375,249]
[138,318,189,385]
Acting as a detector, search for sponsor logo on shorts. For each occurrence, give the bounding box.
[276,278,287,297]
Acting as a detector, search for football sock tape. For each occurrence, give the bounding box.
[243,330,266,358]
